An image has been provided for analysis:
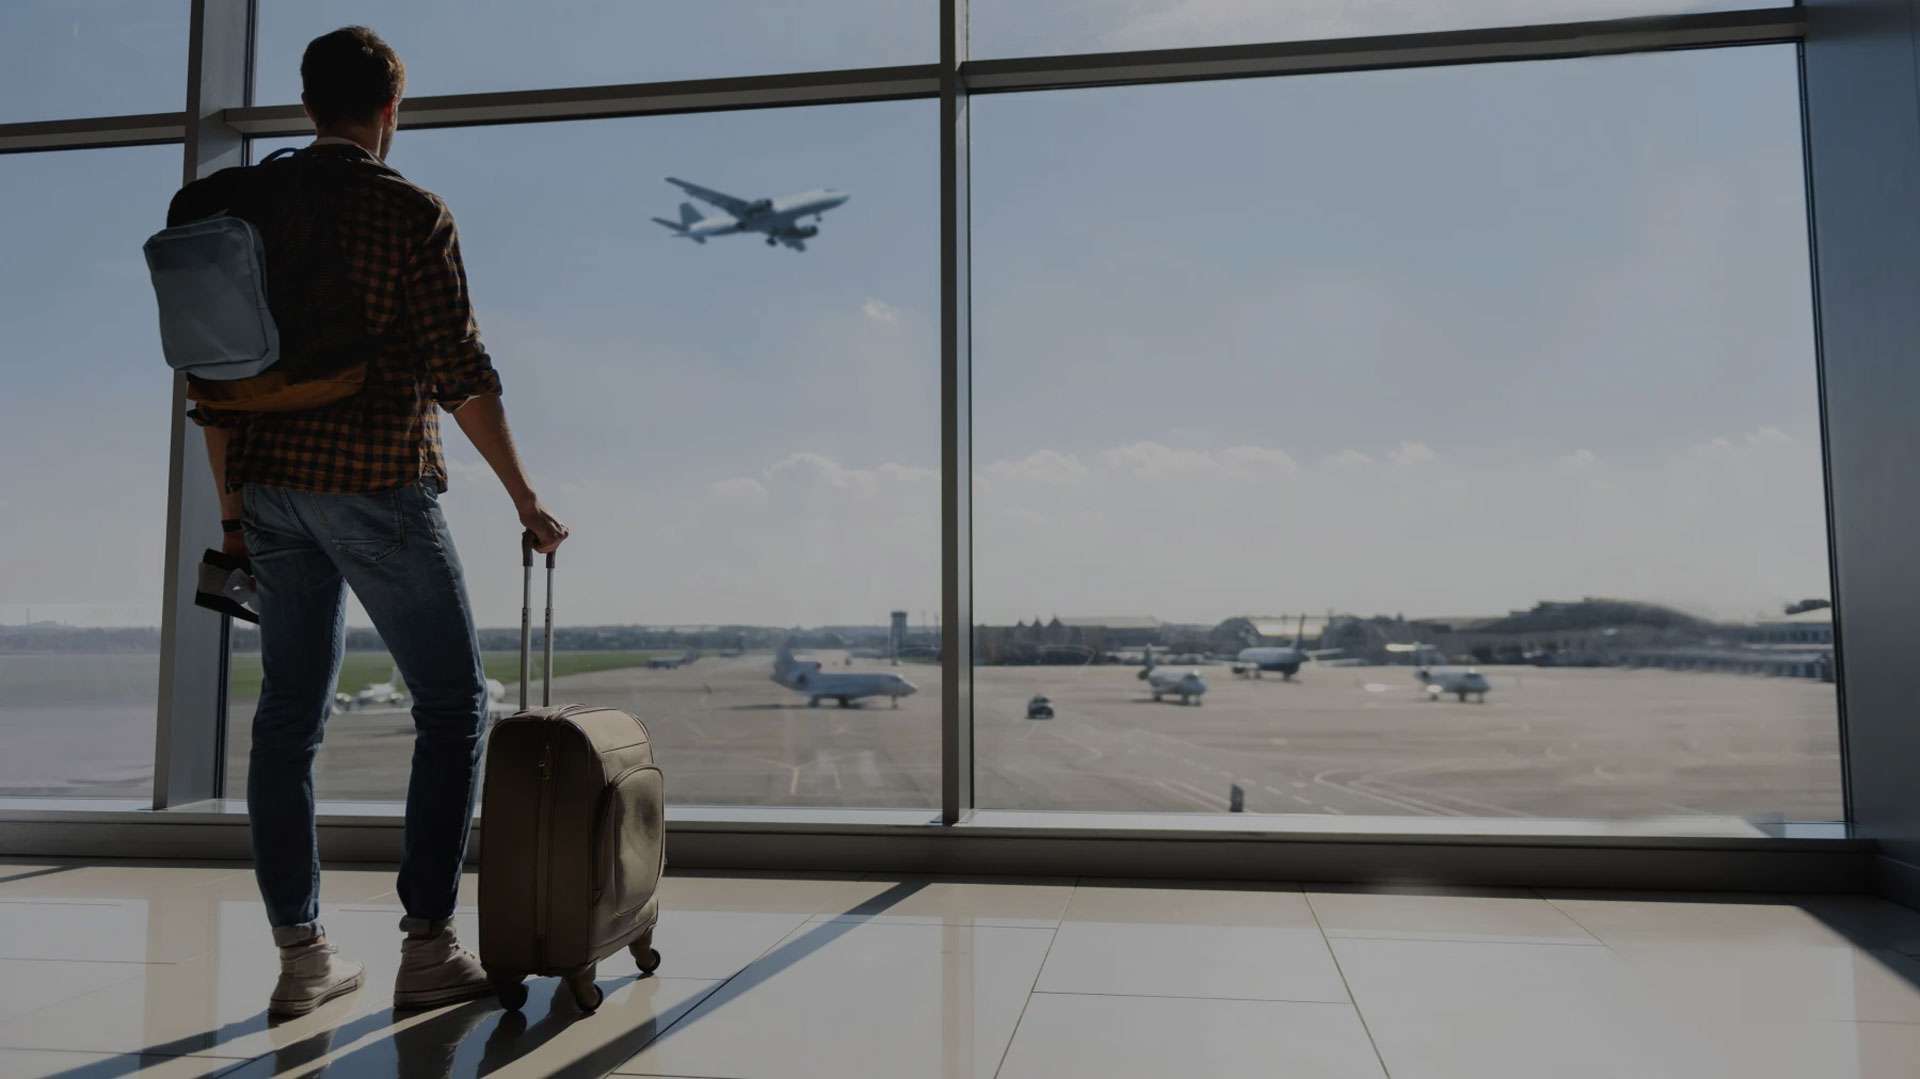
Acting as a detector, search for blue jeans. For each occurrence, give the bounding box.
[242,481,489,930]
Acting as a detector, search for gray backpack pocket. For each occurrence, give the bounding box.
[144,215,280,380]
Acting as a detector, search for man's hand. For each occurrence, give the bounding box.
[518,495,569,554]
[222,530,249,561]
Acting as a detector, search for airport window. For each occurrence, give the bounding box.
[227,104,940,808]
[254,0,932,105]
[968,0,1783,59]
[970,45,1843,824]
[0,0,189,123]
[0,146,182,802]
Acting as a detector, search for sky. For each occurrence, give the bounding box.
[0,3,1828,630]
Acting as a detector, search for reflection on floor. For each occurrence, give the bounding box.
[1,861,1918,1077]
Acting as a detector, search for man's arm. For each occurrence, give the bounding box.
[451,393,568,553]
[403,200,567,552]
[200,423,246,558]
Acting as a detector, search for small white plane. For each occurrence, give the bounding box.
[1139,649,1208,706]
[652,177,850,251]
[773,643,917,708]
[1231,614,1340,680]
[335,670,513,715]
[334,667,407,713]
[1417,666,1492,703]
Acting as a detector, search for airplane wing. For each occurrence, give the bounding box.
[666,177,755,218]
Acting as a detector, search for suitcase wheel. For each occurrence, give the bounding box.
[492,975,529,1012]
[633,944,663,976]
[566,967,603,1013]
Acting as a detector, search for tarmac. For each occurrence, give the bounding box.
[226,650,1845,824]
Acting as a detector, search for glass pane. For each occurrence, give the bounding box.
[255,1,929,106]
[971,46,1841,826]
[0,1,189,122]
[227,103,937,807]
[972,1,1782,58]
[0,146,179,800]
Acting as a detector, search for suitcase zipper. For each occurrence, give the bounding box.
[534,739,553,969]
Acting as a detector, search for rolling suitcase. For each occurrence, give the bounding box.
[479,534,665,1013]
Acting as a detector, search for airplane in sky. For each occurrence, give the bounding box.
[652,177,850,251]
[1417,666,1492,703]
[1230,614,1341,680]
[772,643,917,708]
[1140,649,1209,706]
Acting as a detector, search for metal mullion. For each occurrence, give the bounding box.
[963,7,1805,94]
[225,64,942,137]
[153,0,255,810]
[940,0,974,825]
[0,112,187,154]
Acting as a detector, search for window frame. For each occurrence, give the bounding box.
[0,1,1852,876]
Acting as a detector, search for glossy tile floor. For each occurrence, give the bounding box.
[2,862,1919,1078]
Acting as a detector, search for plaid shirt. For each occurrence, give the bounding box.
[191,141,502,494]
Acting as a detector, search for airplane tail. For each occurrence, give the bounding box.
[678,201,701,227]
[1293,613,1307,652]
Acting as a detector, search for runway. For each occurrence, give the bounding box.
[222,650,1842,824]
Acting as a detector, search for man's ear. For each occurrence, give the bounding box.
[300,93,315,128]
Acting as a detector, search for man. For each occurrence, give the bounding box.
[190,26,566,1016]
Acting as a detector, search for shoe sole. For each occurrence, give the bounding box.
[268,970,364,1018]
[393,978,497,1012]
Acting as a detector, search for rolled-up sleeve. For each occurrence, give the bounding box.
[404,199,503,411]
[187,404,248,429]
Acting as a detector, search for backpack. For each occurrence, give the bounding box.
[144,146,388,414]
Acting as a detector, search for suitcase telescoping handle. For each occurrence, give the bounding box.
[520,531,556,710]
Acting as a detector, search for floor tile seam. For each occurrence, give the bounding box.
[1323,934,1609,949]
[990,924,1060,1079]
[1306,887,1395,1079]
[1528,889,1609,947]
[1027,988,1355,1006]
[0,1041,263,1062]
[805,914,1069,929]
[0,954,185,966]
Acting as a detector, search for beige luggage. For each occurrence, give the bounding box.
[478,536,665,1012]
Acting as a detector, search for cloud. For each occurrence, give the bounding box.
[1101,441,1297,481]
[708,476,769,506]
[1558,448,1599,470]
[988,449,1090,485]
[1324,449,1374,468]
[1686,426,1800,461]
[1218,445,1300,476]
[762,452,933,497]
[862,298,901,324]
[1388,441,1437,467]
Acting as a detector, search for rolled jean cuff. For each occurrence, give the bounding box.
[400,916,453,939]
[273,922,322,948]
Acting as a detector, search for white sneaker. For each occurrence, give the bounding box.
[269,926,364,1018]
[394,918,493,1011]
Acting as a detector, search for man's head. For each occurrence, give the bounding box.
[300,26,405,159]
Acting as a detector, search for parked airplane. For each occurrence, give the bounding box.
[652,177,850,251]
[335,670,512,714]
[772,643,917,708]
[1417,666,1491,703]
[1230,614,1339,680]
[1139,649,1208,706]
[334,668,408,713]
[648,650,700,670]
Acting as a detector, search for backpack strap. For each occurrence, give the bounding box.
[260,147,299,164]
